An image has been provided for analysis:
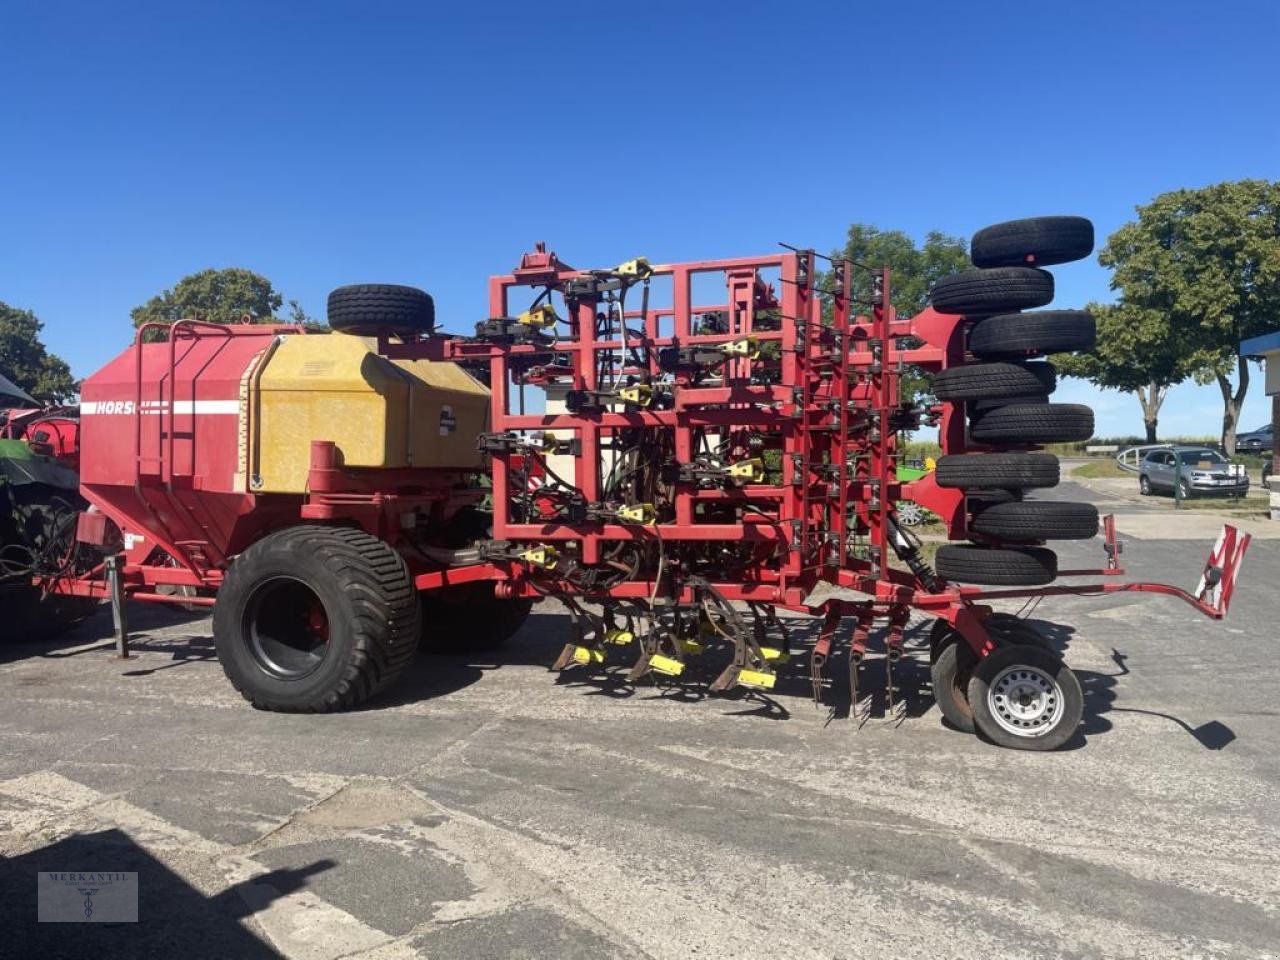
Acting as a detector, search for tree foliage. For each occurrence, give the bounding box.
[0,301,78,404]
[1100,180,1280,453]
[131,268,285,329]
[831,225,970,318]
[827,225,970,405]
[1053,301,1199,442]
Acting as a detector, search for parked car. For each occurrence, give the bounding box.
[1236,423,1274,452]
[1138,445,1249,498]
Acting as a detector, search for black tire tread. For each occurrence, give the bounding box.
[969,310,1096,358]
[930,267,1054,315]
[932,362,1056,401]
[971,216,1094,269]
[970,500,1099,541]
[328,283,435,335]
[969,403,1094,444]
[936,544,1057,586]
[215,525,419,712]
[931,640,977,733]
[936,453,1060,490]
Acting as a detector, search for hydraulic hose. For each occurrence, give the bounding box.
[886,515,941,592]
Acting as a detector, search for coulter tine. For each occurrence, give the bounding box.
[627,652,653,682]
[710,664,741,693]
[552,643,578,672]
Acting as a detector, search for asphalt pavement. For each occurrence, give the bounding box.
[1,486,1278,959]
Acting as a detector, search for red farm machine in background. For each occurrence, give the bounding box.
[1,375,96,640]
[40,216,1249,750]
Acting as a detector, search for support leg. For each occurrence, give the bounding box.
[106,554,132,660]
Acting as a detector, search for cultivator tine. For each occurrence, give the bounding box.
[809,606,841,709]
[849,652,871,726]
[552,600,606,672]
[884,654,906,727]
[809,650,826,708]
[883,612,908,726]
[627,651,653,682]
[552,643,579,672]
[710,663,740,693]
[849,613,873,725]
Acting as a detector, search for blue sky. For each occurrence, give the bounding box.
[2,0,1277,438]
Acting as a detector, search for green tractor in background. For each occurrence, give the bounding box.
[0,374,100,642]
[895,458,937,527]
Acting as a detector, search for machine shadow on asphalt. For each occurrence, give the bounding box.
[0,827,333,959]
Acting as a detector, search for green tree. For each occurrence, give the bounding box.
[0,302,77,404]
[1053,301,1197,443]
[131,268,285,331]
[287,299,328,333]
[827,225,971,405]
[1100,180,1280,454]
[831,225,970,317]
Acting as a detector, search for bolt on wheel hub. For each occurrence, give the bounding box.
[987,665,1063,737]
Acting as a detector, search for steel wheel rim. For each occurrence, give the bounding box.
[897,501,924,526]
[243,576,331,680]
[987,663,1063,737]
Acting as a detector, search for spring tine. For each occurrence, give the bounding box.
[850,653,871,727]
[884,655,893,719]
[883,655,906,727]
[809,606,840,710]
[809,651,825,708]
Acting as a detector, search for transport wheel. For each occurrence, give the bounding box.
[970,216,1095,269]
[968,643,1083,750]
[1139,474,1152,496]
[969,500,1099,541]
[214,526,420,712]
[930,267,1053,315]
[936,452,1060,490]
[328,284,436,336]
[0,588,101,643]
[931,361,1056,401]
[969,402,1095,444]
[936,544,1057,585]
[931,641,979,731]
[1179,478,1194,499]
[968,310,1096,358]
[929,617,1053,733]
[927,612,1050,664]
[985,612,1053,649]
[420,581,534,654]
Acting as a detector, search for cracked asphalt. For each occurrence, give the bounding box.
[1,480,1278,959]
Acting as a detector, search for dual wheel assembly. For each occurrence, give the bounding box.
[927,215,1098,749]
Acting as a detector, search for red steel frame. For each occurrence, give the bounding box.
[377,248,1251,650]
[45,247,1251,665]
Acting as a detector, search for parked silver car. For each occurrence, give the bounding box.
[1139,446,1249,498]
[1236,422,1274,452]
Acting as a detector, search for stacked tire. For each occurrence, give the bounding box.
[930,216,1099,588]
[926,216,1098,751]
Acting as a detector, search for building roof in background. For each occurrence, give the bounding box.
[1240,330,1280,358]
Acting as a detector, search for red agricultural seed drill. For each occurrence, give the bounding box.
[40,216,1248,750]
